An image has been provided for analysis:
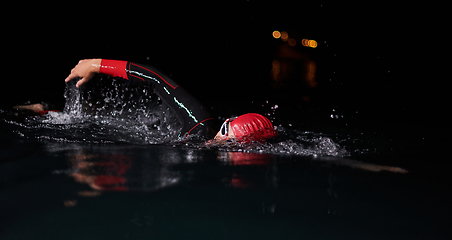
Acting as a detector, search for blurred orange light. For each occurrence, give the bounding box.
[272,31,281,39]
[288,38,296,46]
[308,40,317,48]
[301,39,317,48]
[281,31,289,41]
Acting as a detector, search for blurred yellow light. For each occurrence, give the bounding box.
[281,31,289,41]
[288,38,296,46]
[272,31,281,39]
[308,40,317,48]
[301,39,318,48]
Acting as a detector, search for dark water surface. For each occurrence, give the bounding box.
[1,79,451,239]
[0,142,448,240]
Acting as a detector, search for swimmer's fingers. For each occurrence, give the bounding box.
[65,59,102,87]
[64,72,92,88]
[75,73,95,88]
[65,72,78,83]
[75,78,87,88]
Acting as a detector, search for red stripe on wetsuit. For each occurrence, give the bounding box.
[99,59,129,80]
[100,59,180,90]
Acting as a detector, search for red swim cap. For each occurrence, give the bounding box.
[230,113,277,142]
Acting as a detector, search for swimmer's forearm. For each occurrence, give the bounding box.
[98,59,129,80]
[66,59,142,88]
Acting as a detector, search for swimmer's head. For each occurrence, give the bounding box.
[214,113,277,142]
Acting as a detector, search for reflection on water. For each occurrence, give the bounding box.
[70,151,131,192]
[218,152,277,189]
[61,145,183,196]
[50,143,407,203]
[218,151,271,166]
[62,146,278,195]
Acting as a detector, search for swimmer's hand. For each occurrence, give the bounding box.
[65,59,101,88]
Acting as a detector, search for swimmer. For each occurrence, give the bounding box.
[65,59,277,143]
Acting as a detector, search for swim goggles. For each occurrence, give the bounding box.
[219,117,237,138]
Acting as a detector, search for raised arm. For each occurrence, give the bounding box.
[65,59,217,139]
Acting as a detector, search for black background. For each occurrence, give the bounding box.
[2,1,447,138]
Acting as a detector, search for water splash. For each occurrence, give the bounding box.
[205,129,349,157]
[17,77,182,144]
[3,76,350,157]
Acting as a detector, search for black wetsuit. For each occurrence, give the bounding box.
[99,60,217,139]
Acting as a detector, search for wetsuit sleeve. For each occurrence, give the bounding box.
[99,59,217,139]
[99,59,128,80]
